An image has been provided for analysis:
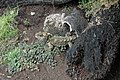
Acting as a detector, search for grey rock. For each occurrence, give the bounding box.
[63,8,88,37]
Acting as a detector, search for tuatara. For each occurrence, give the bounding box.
[35,31,76,50]
[47,32,76,50]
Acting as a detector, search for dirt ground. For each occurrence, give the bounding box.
[0,2,120,80]
[0,3,77,80]
[0,56,71,80]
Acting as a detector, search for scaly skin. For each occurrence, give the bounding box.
[47,35,76,50]
[35,31,76,50]
[35,31,52,43]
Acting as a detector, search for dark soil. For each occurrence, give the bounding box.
[0,56,71,80]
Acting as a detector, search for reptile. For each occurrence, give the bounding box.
[47,33,76,50]
[35,31,76,50]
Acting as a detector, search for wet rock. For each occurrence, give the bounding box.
[43,13,69,36]
[63,8,88,37]
[66,2,120,80]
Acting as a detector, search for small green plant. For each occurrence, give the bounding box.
[0,7,19,40]
[19,41,61,69]
[4,47,22,74]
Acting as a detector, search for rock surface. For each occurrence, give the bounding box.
[66,2,120,80]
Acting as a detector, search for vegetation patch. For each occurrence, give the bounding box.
[1,39,66,74]
[18,41,65,70]
[0,7,19,65]
[79,0,119,16]
[0,7,19,40]
[0,7,21,74]
[3,47,22,74]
